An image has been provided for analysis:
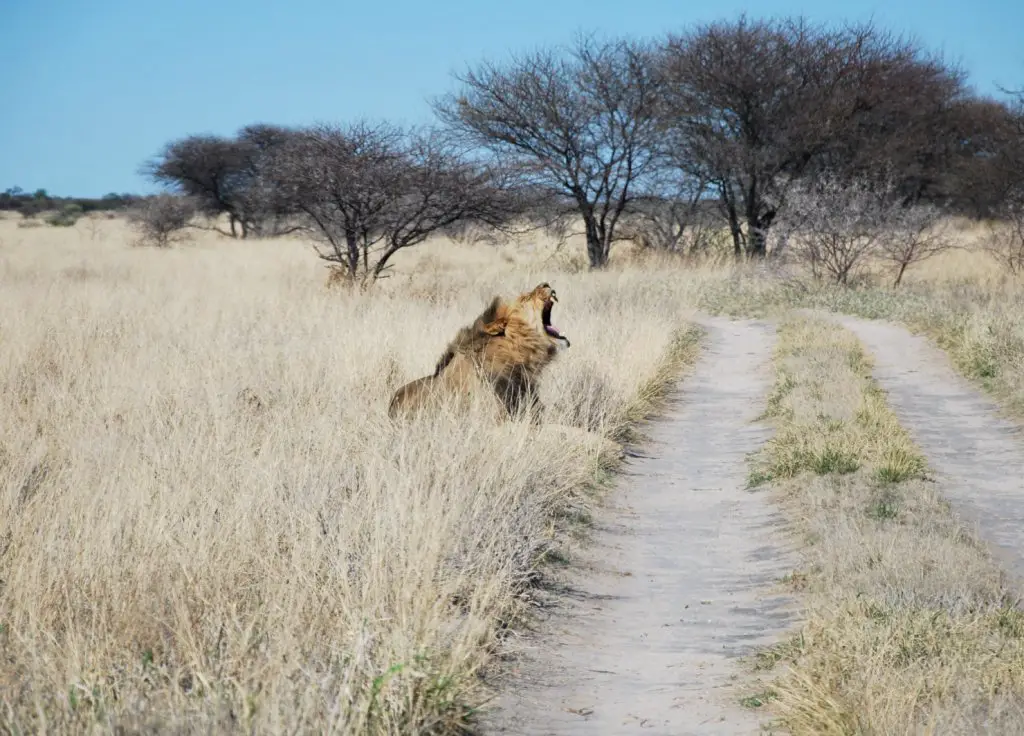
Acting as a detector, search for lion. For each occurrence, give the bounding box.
[388,282,571,421]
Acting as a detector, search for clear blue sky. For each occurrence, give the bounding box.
[2,0,1021,198]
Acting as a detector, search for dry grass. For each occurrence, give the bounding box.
[698,260,1024,419]
[746,315,1024,734]
[6,211,1024,733]
[812,283,1024,417]
[0,218,708,733]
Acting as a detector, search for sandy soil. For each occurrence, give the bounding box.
[478,317,797,735]
[828,315,1024,584]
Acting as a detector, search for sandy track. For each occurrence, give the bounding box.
[830,314,1024,583]
[478,317,796,735]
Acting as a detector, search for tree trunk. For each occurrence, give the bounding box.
[718,184,744,257]
[372,243,402,281]
[728,219,743,256]
[893,260,909,287]
[745,208,775,259]
[584,215,608,269]
[345,229,360,277]
[748,227,771,257]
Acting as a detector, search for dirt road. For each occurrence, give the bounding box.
[479,317,796,735]
[832,315,1024,582]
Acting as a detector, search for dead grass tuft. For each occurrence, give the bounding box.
[749,320,926,488]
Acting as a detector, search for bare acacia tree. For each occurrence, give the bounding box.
[142,135,253,237]
[878,202,952,286]
[271,123,518,283]
[127,194,197,248]
[234,123,304,237]
[371,130,518,280]
[658,16,968,258]
[435,34,664,268]
[142,126,297,238]
[980,88,1024,275]
[941,98,1024,218]
[272,121,406,278]
[983,201,1024,276]
[776,175,902,284]
[814,45,972,209]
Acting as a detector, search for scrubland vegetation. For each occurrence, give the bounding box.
[0,219,711,732]
[5,207,1024,733]
[5,10,1024,734]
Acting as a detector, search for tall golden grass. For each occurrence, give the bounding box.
[0,215,711,733]
[4,210,1024,733]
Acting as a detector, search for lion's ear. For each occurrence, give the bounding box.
[482,317,507,336]
[478,296,509,336]
[478,295,503,324]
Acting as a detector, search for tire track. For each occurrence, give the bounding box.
[830,314,1024,584]
[479,317,796,735]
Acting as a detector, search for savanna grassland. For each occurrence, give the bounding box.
[3,211,1024,734]
[0,212,712,733]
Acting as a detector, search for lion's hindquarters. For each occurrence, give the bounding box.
[388,356,498,419]
[388,376,436,418]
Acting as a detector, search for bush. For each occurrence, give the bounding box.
[127,195,196,247]
[46,203,84,227]
[983,202,1024,276]
[774,174,950,286]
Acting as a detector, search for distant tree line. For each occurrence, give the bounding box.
[131,16,1024,278]
[0,188,141,218]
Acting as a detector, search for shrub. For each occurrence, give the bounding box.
[46,203,84,227]
[127,195,197,247]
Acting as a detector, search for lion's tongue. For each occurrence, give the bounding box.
[545,324,562,338]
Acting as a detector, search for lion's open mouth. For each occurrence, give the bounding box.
[542,296,570,347]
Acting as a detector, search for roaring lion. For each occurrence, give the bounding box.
[388,282,571,421]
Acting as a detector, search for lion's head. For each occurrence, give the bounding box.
[512,282,571,349]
